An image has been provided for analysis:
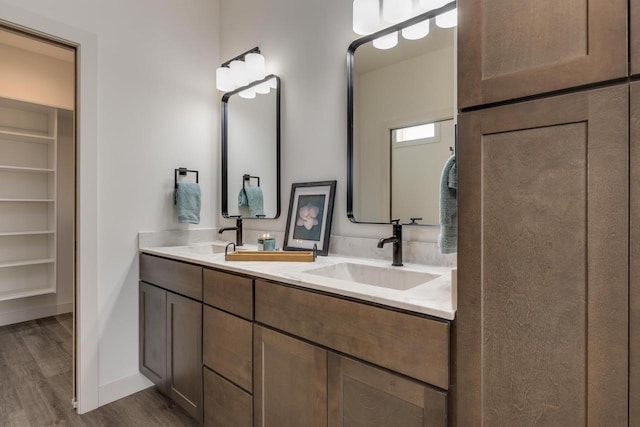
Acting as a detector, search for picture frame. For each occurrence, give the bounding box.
[283,180,337,256]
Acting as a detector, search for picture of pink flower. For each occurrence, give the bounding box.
[296,203,320,230]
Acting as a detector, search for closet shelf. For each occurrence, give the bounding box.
[0,230,55,237]
[0,258,55,268]
[0,198,55,203]
[0,165,55,174]
[0,287,55,302]
[0,129,54,144]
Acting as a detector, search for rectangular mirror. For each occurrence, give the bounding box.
[222,75,280,218]
[347,5,456,225]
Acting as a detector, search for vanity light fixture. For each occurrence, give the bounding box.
[216,47,266,92]
[353,0,380,35]
[435,8,457,28]
[353,0,457,49]
[373,31,399,49]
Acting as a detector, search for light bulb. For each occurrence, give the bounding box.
[254,81,271,94]
[402,19,430,40]
[435,8,457,28]
[382,0,412,23]
[353,0,380,35]
[239,88,256,99]
[373,31,398,49]
[230,60,249,87]
[215,67,235,92]
[418,0,450,11]
[245,53,266,81]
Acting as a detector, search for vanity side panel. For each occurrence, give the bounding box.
[457,85,628,426]
[254,280,449,389]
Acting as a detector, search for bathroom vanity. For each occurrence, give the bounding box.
[138,246,454,426]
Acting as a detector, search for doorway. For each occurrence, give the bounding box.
[0,23,77,406]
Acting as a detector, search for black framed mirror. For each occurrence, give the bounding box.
[347,3,456,225]
[222,74,281,218]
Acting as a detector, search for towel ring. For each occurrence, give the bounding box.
[243,174,260,189]
[175,167,199,189]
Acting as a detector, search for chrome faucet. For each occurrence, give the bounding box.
[219,216,243,246]
[377,219,403,267]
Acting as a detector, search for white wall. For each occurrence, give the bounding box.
[0,0,220,406]
[218,0,442,242]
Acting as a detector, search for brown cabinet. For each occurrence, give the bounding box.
[458,0,627,108]
[139,281,166,391]
[633,0,640,76]
[203,305,252,392]
[631,82,640,426]
[254,280,449,390]
[204,367,252,427]
[457,85,629,426]
[253,325,327,427]
[166,292,203,422]
[328,353,447,427]
[139,255,203,422]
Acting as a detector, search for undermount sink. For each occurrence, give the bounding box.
[303,262,440,291]
[177,242,244,255]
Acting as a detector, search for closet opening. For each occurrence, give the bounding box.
[0,23,78,408]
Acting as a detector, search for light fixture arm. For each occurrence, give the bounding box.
[220,46,261,68]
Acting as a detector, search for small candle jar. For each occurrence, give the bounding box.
[258,234,275,251]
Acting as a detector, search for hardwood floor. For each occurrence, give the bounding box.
[0,314,199,426]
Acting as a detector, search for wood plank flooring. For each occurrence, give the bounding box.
[0,314,199,426]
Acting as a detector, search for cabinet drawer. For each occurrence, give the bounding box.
[255,280,450,390]
[204,367,252,427]
[203,306,253,392]
[203,269,253,320]
[140,253,202,301]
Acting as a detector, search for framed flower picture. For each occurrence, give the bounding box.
[284,180,337,256]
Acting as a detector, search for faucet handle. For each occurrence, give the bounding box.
[391,218,401,225]
[409,217,422,225]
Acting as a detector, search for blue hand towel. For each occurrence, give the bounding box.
[238,186,264,218]
[174,182,201,224]
[438,155,457,254]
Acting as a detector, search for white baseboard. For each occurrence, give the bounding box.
[0,302,73,327]
[98,372,153,407]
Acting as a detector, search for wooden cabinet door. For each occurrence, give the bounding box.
[328,353,446,427]
[166,292,203,422]
[458,0,627,108]
[633,0,640,76]
[457,85,628,426]
[204,367,252,427]
[253,325,327,427]
[139,282,167,392]
[631,82,640,426]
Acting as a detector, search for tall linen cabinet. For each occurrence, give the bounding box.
[456,0,635,425]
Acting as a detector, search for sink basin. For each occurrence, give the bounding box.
[177,242,244,255]
[303,262,439,291]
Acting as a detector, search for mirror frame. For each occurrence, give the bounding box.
[347,2,456,225]
[221,74,281,219]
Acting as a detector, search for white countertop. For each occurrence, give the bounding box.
[140,242,456,320]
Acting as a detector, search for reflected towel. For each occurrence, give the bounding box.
[174,182,201,224]
[438,155,457,254]
[238,186,265,218]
